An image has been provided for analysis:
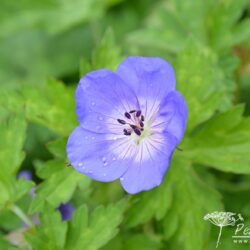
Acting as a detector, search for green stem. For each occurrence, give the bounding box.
[11,205,33,228]
[216,226,223,248]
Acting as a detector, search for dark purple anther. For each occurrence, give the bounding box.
[140,121,144,127]
[141,115,144,121]
[129,110,136,113]
[136,110,141,117]
[123,129,131,136]
[117,119,126,125]
[134,128,141,136]
[130,124,137,129]
[125,112,131,119]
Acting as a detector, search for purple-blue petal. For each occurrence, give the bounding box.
[67,126,131,182]
[157,91,188,143]
[76,69,139,133]
[116,56,176,108]
[120,132,177,194]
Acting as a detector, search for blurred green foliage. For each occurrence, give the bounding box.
[0,0,250,249]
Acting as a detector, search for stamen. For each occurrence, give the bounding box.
[134,128,141,136]
[123,129,131,136]
[140,121,144,127]
[124,112,131,119]
[130,124,137,129]
[118,109,145,137]
[117,119,126,125]
[136,110,141,117]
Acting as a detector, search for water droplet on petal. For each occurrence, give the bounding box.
[120,177,124,181]
[113,137,117,141]
[91,101,95,106]
[112,157,116,161]
[88,170,93,174]
[78,162,83,167]
[103,173,107,177]
[91,136,95,140]
[103,162,108,167]
[102,157,106,162]
[99,117,104,121]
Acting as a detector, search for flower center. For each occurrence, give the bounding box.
[117,110,145,137]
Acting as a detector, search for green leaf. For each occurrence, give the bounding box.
[25,204,67,250]
[91,28,123,71]
[23,79,77,136]
[162,207,179,240]
[0,238,9,249]
[123,234,162,250]
[166,158,223,250]
[65,200,125,250]
[47,138,68,159]
[207,0,248,50]
[35,159,66,179]
[80,28,122,75]
[175,42,233,132]
[183,105,250,173]
[127,0,248,55]
[0,26,94,87]
[0,0,119,36]
[13,179,34,203]
[0,182,10,209]
[125,173,172,228]
[0,113,26,175]
[126,0,207,54]
[29,165,87,214]
[231,19,250,47]
[0,112,27,208]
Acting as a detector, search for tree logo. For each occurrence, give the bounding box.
[204,212,244,248]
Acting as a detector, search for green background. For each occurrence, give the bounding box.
[0,0,250,249]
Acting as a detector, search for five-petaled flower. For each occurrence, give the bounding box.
[67,56,187,194]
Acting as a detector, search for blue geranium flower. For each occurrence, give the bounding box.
[58,203,75,221]
[18,170,32,181]
[67,56,187,194]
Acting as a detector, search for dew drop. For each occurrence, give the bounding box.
[112,157,116,161]
[91,136,95,140]
[99,116,104,121]
[113,137,117,141]
[103,162,108,167]
[120,177,124,181]
[91,101,95,106]
[102,157,106,162]
[88,170,93,174]
[78,162,83,167]
[103,173,107,177]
